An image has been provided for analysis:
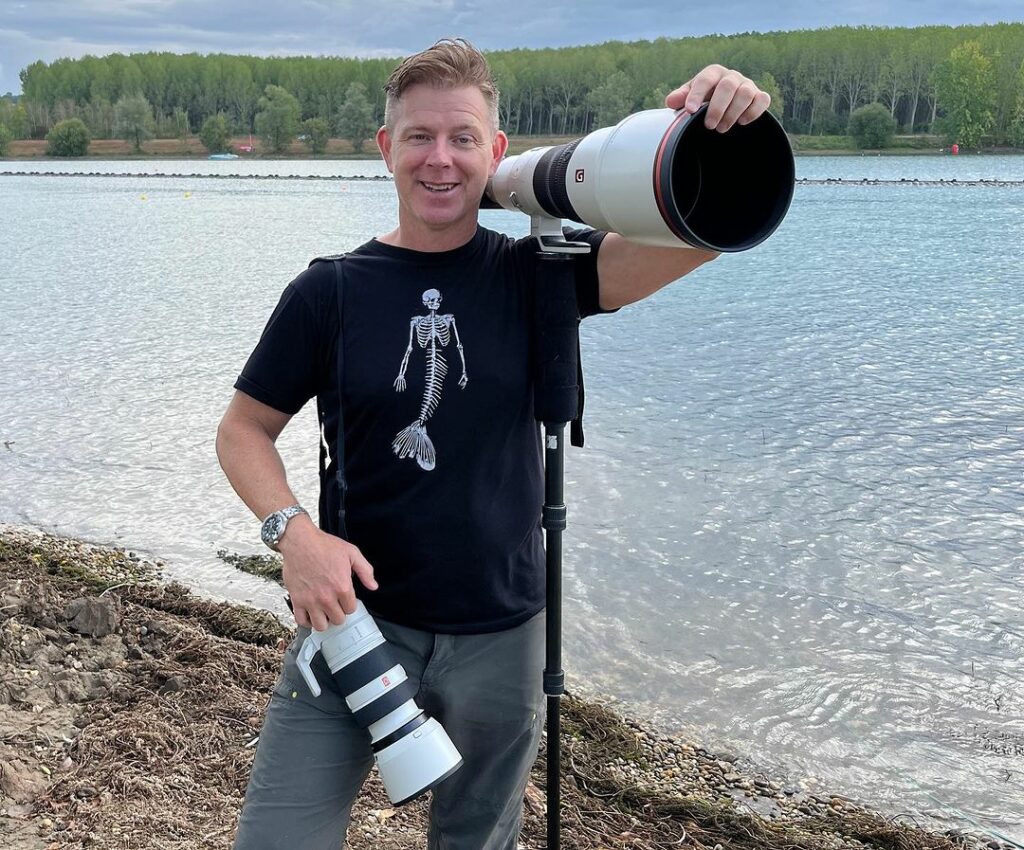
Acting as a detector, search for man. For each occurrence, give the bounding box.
[218,38,770,850]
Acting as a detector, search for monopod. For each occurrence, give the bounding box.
[530,218,591,850]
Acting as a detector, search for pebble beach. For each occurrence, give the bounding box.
[0,525,1008,850]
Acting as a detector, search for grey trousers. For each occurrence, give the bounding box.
[233,610,546,850]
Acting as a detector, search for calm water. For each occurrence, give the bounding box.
[1,156,1022,841]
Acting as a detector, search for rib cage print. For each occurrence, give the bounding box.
[391,288,468,471]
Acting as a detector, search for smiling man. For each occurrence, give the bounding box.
[378,83,504,250]
[217,37,770,850]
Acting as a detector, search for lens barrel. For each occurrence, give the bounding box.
[296,603,463,805]
[486,104,794,252]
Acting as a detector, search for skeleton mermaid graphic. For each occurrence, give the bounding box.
[392,289,468,470]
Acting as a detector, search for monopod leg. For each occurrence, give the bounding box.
[532,239,586,850]
[543,421,567,850]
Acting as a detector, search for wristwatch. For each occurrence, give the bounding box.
[260,504,308,551]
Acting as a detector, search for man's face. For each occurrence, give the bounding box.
[377,84,508,241]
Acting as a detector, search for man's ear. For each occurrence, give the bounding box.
[489,130,509,176]
[377,126,393,172]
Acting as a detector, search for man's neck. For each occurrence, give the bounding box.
[377,217,479,253]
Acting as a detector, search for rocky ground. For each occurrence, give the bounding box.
[0,527,1004,850]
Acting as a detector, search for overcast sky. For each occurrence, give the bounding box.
[2,0,1021,96]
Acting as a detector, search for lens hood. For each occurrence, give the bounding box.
[486,104,794,252]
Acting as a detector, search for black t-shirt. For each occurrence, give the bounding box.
[235,225,611,633]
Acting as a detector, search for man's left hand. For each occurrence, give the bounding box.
[665,65,771,133]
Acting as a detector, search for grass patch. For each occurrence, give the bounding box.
[217,549,283,584]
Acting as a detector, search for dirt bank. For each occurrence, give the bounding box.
[0,528,996,849]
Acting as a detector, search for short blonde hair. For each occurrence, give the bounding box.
[384,38,499,133]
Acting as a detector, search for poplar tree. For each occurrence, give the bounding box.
[933,40,996,148]
[336,83,376,153]
[586,71,634,128]
[113,92,156,152]
[302,117,330,154]
[255,85,301,154]
[1009,60,1024,147]
[199,114,231,153]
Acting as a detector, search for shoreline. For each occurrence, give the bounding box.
[4,135,1023,161]
[0,526,1005,850]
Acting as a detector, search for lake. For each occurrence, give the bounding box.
[1,153,1022,841]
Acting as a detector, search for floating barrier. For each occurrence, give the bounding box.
[797,177,1024,187]
[2,171,1023,187]
[0,170,393,181]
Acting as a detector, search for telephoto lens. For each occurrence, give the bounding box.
[485,104,795,252]
[295,601,463,805]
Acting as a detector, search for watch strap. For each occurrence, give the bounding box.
[278,504,307,522]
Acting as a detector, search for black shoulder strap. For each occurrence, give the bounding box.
[571,339,585,448]
[308,254,349,540]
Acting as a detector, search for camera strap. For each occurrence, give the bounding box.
[308,254,350,542]
[571,339,585,448]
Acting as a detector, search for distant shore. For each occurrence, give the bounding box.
[0,525,1006,850]
[4,134,1022,161]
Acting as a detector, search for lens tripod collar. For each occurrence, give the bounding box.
[296,629,327,697]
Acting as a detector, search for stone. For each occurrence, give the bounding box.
[160,675,185,694]
[0,758,49,803]
[63,597,120,638]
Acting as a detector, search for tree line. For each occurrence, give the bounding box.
[2,22,1024,155]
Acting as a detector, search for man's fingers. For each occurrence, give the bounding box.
[309,607,330,632]
[668,66,768,128]
[325,600,348,626]
[664,82,691,110]
[703,73,743,130]
[683,65,726,112]
[351,552,379,591]
[714,84,759,132]
[736,92,772,126]
[293,605,311,628]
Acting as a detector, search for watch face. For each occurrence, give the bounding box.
[262,513,286,545]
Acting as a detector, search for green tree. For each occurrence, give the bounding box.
[586,71,634,128]
[82,97,114,138]
[848,102,897,148]
[0,98,28,138]
[336,82,376,153]
[933,40,997,148]
[255,84,301,154]
[199,113,231,153]
[1008,60,1024,147]
[172,107,190,141]
[114,92,156,152]
[641,85,671,111]
[756,71,784,122]
[12,23,1024,146]
[46,117,90,156]
[0,123,12,156]
[301,117,330,154]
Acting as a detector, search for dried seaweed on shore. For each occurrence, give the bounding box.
[0,529,997,850]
